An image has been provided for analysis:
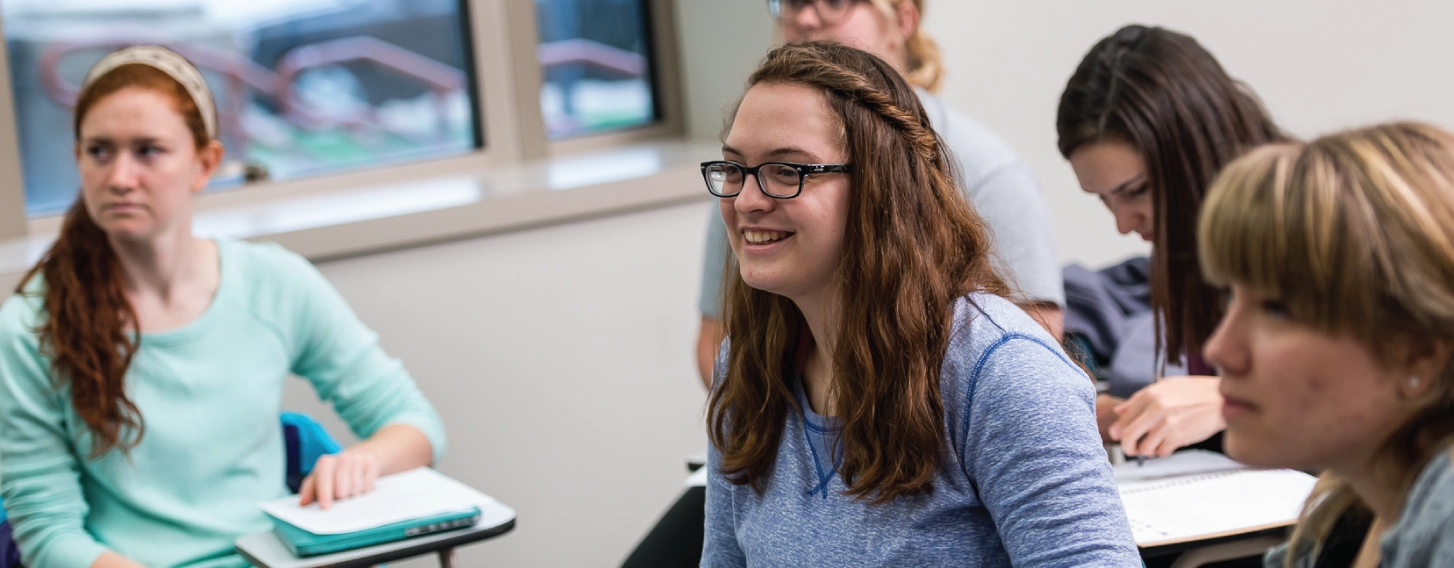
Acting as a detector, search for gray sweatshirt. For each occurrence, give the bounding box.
[702,294,1140,567]
[1266,447,1454,567]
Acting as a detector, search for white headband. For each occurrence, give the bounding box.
[80,45,218,140]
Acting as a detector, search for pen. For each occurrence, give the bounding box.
[1136,454,1146,467]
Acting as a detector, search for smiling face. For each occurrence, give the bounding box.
[1069,141,1155,243]
[779,0,911,72]
[77,86,218,242]
[720,81,852,304]
[1203,284,1418,472]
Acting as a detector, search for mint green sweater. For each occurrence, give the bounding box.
[0,239,447,568]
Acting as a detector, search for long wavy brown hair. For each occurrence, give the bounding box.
[1200,122,1454,565]
[708,41,1008,504]
[17,63,210,457]
[1056,25,1286,367]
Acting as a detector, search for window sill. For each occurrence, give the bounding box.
[0,139,716,290]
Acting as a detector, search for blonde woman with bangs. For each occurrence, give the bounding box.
[1200,122,1454,568]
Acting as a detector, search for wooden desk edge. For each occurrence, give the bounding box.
[237,519,516,568]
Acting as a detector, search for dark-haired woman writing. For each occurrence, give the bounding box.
[700,41,1137,567]
[1057,24,1286,458]
[0,47,443,568]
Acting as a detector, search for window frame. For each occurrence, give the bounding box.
[0,0,685,240]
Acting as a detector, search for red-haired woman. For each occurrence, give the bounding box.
[0,46,444,568]
[700,41,1137,566]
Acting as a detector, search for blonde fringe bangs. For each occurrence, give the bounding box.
[1198,144,1302,311]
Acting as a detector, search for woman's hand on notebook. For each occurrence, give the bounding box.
[1109,376,1226,458]
[296,424,433,509]
[298,448,383,510]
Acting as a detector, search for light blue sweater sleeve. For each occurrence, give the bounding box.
[0,293,111,568]
[701,341,746,567]
[264,246,448,464]
[959,332,1137,566]
[702,445,747,568]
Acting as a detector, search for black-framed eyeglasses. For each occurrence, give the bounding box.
[700,160,852,199]
[767,0,862,27]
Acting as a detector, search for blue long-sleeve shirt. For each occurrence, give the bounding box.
[0,238,447,568]
[702,294,1140,567]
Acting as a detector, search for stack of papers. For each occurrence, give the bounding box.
[260,467,505,535]
[1114,450,1318,547]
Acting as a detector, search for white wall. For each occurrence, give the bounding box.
[282,200,713,567]
[674,0,774,141]
[924,0,1454,268]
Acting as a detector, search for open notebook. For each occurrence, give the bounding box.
[1115,450,1319,547]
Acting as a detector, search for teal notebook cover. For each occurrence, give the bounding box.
[268,506,482,557]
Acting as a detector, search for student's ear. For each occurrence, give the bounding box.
[894,0,920,42]
[1399,337,1453,400]
[192,140,225,193]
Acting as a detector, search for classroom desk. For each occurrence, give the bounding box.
[236,510,516,568]
[1141,528,1285,568]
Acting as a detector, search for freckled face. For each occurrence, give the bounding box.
[1203,284,1412,472]
[76,87,213,241]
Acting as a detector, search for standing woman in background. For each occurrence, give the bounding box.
[1200,122,1454,567]
[694,0,1064,386]
[701,41,1136,567]
[1056,24,1286,458]
[0,46,445,568]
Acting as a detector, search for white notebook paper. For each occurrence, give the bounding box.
[259,467,511,535]
[1114,450,1318,547]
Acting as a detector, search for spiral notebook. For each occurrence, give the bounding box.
[1114,450,1318,547]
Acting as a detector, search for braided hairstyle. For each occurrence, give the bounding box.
[709,41,1008,503]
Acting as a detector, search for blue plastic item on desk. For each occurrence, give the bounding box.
[268,507,482,557]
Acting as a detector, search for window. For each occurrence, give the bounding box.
[3,0,481,215]
[534,0,658,140]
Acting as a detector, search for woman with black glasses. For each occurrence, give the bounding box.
[693,0,1063,389]
[698,41,1136,567]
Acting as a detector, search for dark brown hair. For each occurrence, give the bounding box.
[708,41,1008,503]
[1056,25,1286,366]
[17,62,209,457]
